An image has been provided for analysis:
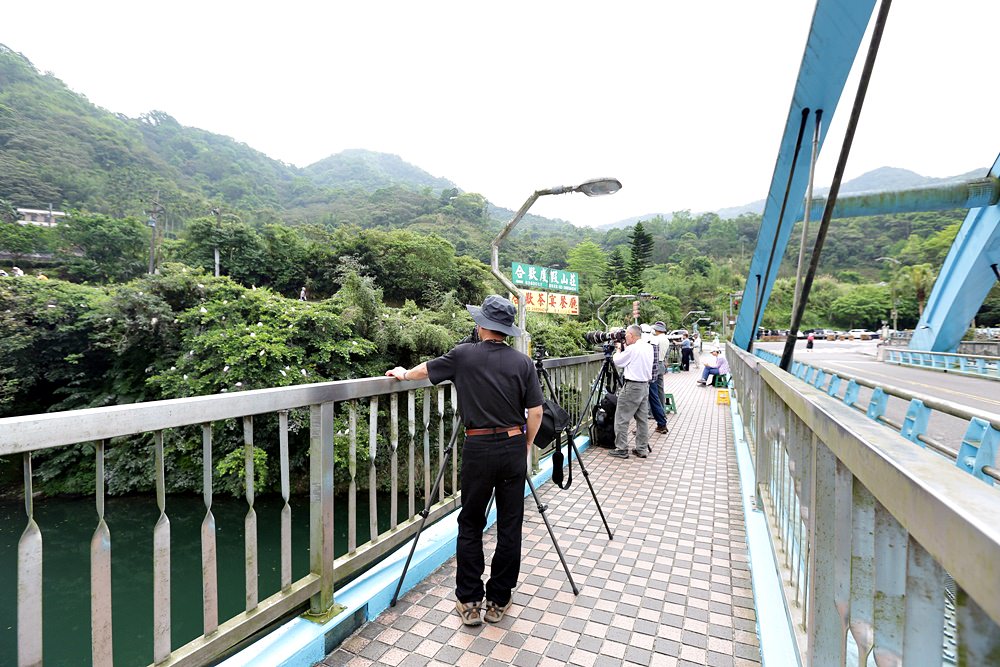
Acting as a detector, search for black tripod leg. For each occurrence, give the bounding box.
[565,437,614,540]
[525,474,580,595]
[391,416,462,607]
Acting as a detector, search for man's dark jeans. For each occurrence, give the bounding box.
[648,379,666,428]
[456,435,527,606]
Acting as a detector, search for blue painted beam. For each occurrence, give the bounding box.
[733,0,876,350]
[909,155,1000,352]
[800,177,999,221]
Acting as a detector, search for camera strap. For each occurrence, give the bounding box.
[550,427,573,490]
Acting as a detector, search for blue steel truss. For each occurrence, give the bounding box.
[909,154,1000,351]
[732,0,876,349]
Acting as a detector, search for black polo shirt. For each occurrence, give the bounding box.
[426,341,543,430]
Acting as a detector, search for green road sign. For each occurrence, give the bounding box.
[511,262,578,293]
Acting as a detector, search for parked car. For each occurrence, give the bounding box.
[667,329,688,342]
[847,329,876,340]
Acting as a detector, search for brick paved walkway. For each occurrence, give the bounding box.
[318,363,760,667]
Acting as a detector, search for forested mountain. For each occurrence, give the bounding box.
[0,45,575,243]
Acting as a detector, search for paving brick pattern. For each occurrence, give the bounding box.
[318,363,760,667]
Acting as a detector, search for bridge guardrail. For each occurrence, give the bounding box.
[0,353,602,667]
[883,347,1000,381]
[731,343,1000,665]
[752,348,1000,485]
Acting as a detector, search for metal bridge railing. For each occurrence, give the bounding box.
[0,353,602,667]
[730,343,1000,665]
[752,349,1000,486]
[883,347,1000,381]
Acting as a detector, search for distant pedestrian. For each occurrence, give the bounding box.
[806,332,815,350]
[299,286,307,301]
[679,333,693,371]
[11,266,24,277]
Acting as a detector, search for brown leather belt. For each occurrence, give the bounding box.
[465,425,525,438]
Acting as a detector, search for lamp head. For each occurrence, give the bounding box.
[574,178,622,197]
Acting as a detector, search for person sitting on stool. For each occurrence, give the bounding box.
[610,324,653,459]
[696,347,730,386]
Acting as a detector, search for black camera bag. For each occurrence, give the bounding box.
[590,392,618,448]
[535,398,573,489]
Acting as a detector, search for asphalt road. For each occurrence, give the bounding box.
[751,339,1000,454]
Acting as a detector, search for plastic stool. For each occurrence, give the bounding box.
[716,389,730,405]
[662,393,678,414]
[669,364,681,373]
[713,373,729,388]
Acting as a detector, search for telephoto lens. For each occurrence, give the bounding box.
[583,329,625,346]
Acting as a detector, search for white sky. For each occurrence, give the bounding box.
[3,1,998,227]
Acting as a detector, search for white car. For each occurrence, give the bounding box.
[847,329,875,340]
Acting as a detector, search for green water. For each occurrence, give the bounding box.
[1,492,408,666]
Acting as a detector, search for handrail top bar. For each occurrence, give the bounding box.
[888,348,1000,362]
[0,353,603,455]
[748,347,1000,430]
[756,361,1000,626]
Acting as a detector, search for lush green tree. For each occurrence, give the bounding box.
[0,198,16,224]
[0,221,55,261]
[602,248,627,292]
[566,240,608,317]
[828,284,891,329]
[895,263,937,317]
[625,222,654,292]
[56,212,148,283]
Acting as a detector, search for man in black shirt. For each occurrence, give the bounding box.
[387,295,543,627]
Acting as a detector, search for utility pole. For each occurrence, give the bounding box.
[211,207,222,277]
[147,192,164,275]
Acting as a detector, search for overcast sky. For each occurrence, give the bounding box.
[4,1,998,227]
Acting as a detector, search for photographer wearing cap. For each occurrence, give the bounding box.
[609,324,653,459]
[386,295,543,627]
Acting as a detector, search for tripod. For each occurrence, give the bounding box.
[533,349,614,540]
[391,408,579,607]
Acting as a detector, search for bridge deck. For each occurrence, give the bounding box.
[318,363,760,667]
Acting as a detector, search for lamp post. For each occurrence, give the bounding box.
[491,178,622,353]
[876,257,901,332]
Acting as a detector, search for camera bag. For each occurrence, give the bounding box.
[590,392,618,448]
[536,398,572,489]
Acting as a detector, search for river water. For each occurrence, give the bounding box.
[1,492,406,666]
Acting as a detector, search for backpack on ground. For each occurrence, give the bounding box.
[590,391,618,448]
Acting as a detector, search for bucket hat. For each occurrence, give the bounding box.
[466,295,522,337]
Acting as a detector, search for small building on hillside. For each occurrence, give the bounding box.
[17,207,66,227]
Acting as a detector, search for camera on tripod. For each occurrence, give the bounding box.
[583,329,626,346]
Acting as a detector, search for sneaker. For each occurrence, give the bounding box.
[655,425,669,434]
[696,380,707,385]
[631,448,648,458]
[455,599,482,626]
[483,598,513,623]
[608,449,629,459]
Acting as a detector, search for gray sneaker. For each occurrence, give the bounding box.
[608,449,629,459]
[483,598,513,623]
[455,599,482,626]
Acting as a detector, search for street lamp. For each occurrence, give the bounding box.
[491,178,622,353]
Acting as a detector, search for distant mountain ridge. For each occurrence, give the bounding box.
[303,149,456,192]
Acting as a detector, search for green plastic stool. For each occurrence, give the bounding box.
[713,374,729,388]
[662,393,678,414]
[668,364,681,373]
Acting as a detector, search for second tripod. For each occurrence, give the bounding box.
[533,347,614,541]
